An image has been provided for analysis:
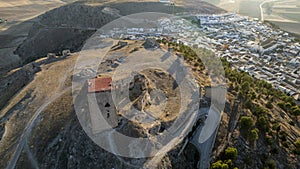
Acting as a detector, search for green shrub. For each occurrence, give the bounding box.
[272,123,281,133]
[277,102,286,111]
[279,131,287,141]
[211,160,224,169]
[293,139,300,155]
[283,142,289,148]
[292,107,300,116]
[257,116,269,131]
[240,116,254,130]
[194,62,200,67]
[241,81,250,93]
[253,105,268,116]
[266,160,277,169]
[266,101,273,109]
[244,99,252,109]
[224,147,238,160]
[295,139,300,149]
[249,128,259,142]
[211,160,229,169]
[265,136,273,145]
[251,92,257,100]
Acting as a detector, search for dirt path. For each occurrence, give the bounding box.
[25,139,40,169]
[190,106,221,169]
[260,0,279,21]
[5,86,74,169]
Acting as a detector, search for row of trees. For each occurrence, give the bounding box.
[278,102,300,116]
[157,39,223,75]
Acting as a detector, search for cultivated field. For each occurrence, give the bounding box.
[263,0,300,34]
[203,0,264,18]
[203,0,300,35]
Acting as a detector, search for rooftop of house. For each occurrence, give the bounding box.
[87,76,112,93]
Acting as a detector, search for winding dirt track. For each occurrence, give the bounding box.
[6,86,75,169]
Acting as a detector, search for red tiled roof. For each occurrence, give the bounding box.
[87,77,112,93]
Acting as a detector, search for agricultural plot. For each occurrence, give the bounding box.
[263,0,300,34]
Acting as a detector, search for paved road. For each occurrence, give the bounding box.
[25,139,40,169]
[190,105,222,169]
